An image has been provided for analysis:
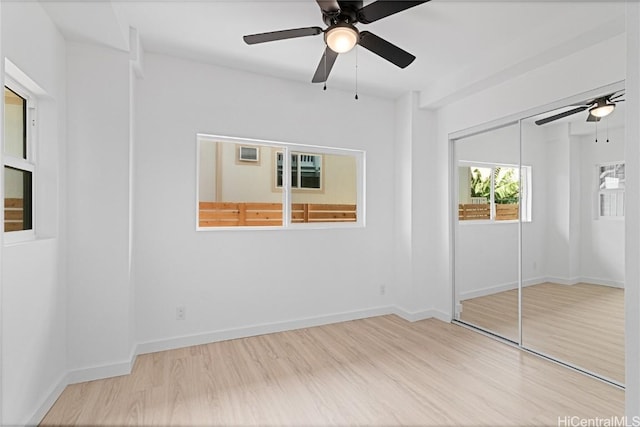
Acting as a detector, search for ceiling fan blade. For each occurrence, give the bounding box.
[357,1,430,24]
[316,0,341,14]
[587,114,601,122]
[243,27,323,45]
[534,106,589,126]
[312,47,339,83]
[358,31,415,68]
[610,92,625,101]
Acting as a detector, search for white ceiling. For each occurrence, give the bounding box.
[40,0,626,102]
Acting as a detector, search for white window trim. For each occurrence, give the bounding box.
[458,160,532,225]
[196,133,365,231]
[596,161,625,220]
[3,75,37,244]
[276,151,324,191]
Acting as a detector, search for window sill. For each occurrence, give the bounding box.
[196,222,364,232]
[458,219,531,225]
[3,231,52,246]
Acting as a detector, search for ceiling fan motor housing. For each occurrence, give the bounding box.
[322,0,362,25]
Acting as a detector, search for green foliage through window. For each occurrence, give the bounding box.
[469,167,519,204]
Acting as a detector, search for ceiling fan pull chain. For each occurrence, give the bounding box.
[323,49,327,91]
[595,121,598,143]
[355,46,359,100]
[607,121,610,143]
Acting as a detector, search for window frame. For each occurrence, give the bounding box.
[3,76,37,243]
[275,151,324,192]
[458,161,532,224]
[196,133,365,231]
[596,161,625,220]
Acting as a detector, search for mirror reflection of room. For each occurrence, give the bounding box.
[454,88,625,386]
[521,91,625,385]
[454,123,521,343]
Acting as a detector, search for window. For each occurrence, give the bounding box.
[4,83,35,236]
[598,162,624,218]
[276,152,322,190]
[197,135,363,229]
[458,162,532,222]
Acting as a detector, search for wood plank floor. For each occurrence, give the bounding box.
[460,283,624,384]
[41,315,623,426]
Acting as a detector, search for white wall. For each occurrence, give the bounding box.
[521,121,549,284]
[134,53,395,348]
[579,126,625,286]
[542,124,574,282]
[0,2,67,425]
[66,42,134,377]
[393,93,439,319]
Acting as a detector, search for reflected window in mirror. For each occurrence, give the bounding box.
[458,162,531,222]
[598,162,625,218]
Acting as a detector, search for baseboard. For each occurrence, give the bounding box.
[136,305,395,356]
[393,306,451,323]
[66,356,135,385]
[577,276,624,288]
[544,276,580,286]
[460,277,545,300]
[460,276,624,301]
[545,276,624,288]
[26,372,69,426]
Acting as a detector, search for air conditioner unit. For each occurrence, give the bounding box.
[238,146,259,162]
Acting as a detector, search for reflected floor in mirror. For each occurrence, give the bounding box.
[460,282,624,384]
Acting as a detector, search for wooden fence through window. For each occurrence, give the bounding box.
[4,198,24,232]
[199,202,357,227]
[458,203,519,221]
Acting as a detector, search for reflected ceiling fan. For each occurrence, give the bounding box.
[534,91,625,126]
[243,0,429,83]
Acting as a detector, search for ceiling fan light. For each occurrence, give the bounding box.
[590,103,615,118]
[325,24,358,53]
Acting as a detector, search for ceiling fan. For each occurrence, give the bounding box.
[534,91,625,126]
[243,0,429,83]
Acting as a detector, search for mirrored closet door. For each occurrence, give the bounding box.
[453,122,521,343]
[453,83,625,386]
[521,92,625,385]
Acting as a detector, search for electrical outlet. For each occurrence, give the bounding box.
[380,284,386,296]
[176,306,186,320]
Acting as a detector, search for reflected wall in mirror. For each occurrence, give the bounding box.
[454,123,521,342]
[521,92,625,384]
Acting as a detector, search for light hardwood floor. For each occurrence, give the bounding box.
[460,282,625,384]
[41,315,623,426]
